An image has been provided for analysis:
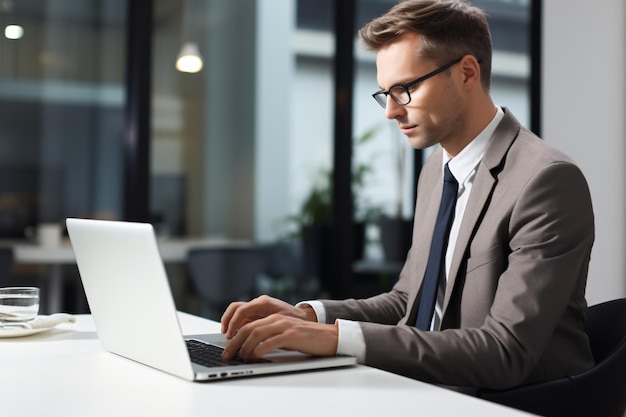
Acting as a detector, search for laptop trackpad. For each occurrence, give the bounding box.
[190,333,229,349]
[187,333,307,359]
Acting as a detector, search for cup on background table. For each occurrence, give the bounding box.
[25,223,62,247]
[0,287,40,322]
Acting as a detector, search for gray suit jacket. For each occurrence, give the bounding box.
[321,109,595,391]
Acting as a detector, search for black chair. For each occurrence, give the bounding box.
[187,246,269,321]
[478,298,626,417]
[0,247,14,286]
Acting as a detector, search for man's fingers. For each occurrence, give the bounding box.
[220,301,245,334]
[237,316,289,359]
[222,314,285,360]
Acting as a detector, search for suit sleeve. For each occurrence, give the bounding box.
[320,246,415,325]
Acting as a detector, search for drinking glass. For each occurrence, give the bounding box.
[0,287,40,322]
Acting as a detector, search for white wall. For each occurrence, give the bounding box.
[543,1,626,304]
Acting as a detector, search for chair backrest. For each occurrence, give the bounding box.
[571,298,626,417]
[263,240,302,280]
[0,247,14,285]
[478,298,626,417]
[584,298,626,364]
[187,246,269,320]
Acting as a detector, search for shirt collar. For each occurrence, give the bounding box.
[443,106,504,184]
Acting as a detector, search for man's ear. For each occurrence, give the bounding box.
[459,55,481,88]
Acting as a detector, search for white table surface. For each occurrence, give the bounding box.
[0,313,534,417]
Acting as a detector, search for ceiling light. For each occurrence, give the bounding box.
[176,42,203,73]
[4,24,23,40]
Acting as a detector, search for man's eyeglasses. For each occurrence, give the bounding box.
[372,57,463,109]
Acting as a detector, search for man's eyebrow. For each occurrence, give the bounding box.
[377,76,413,89]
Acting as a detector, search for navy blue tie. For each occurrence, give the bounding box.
[415,163,458,330]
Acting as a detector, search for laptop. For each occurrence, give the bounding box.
[66,217,356,381]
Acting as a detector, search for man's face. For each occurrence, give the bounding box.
[375,32,466,152]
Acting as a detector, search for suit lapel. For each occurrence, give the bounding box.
[442,162,496,313]
[441,109,521,318]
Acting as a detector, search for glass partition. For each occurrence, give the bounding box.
[151,0,337,301]
[0,0,127,237]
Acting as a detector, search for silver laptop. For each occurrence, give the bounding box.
[66,218,356,381]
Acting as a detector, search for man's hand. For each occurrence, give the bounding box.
[220,295,317,337]
[220,295,337,361]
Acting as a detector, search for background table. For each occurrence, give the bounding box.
[0,312,534,417]
[4,237,250,313]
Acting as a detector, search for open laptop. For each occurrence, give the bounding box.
[66,217,356,381]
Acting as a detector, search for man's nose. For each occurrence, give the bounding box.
[384,97,404,120]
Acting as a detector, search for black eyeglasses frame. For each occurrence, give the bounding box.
[372,57,464,109]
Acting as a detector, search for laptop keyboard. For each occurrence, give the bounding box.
[185,339,266,368]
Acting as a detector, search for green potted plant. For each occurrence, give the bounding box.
[285,126,381,235]
[285,127,381,293]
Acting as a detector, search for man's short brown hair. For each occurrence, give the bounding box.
[359,0,493,90]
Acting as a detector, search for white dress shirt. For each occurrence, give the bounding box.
[301,107,504,362]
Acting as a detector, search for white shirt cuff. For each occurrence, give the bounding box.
[335,319,366,363]
[296,300,326,324]
[296,301,366,362]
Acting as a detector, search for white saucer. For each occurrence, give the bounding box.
[0,326,50,338]
[0,313,75,338]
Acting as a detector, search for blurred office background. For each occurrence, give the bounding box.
[0,0,550,317]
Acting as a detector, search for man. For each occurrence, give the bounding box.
[221,0,595,393]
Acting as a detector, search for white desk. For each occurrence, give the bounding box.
[4,237,250,313]
[0,313,533,417]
